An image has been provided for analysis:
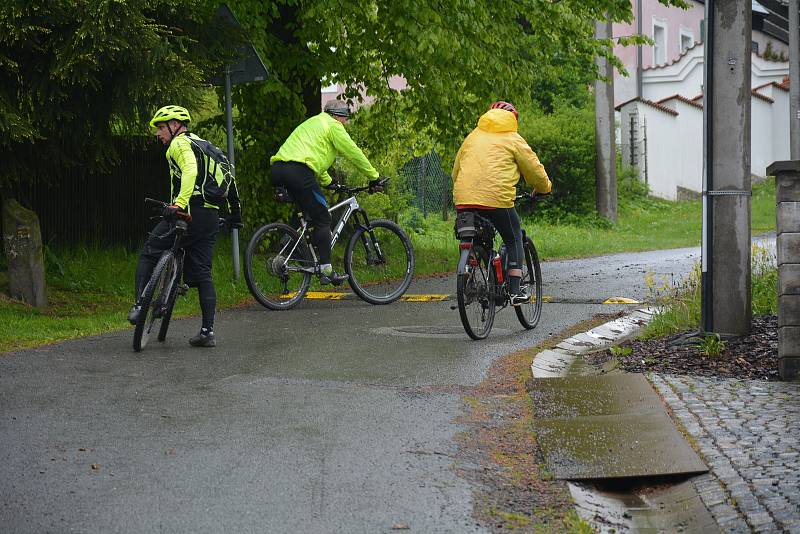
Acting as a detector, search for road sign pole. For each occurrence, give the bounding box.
[225,65,240,281]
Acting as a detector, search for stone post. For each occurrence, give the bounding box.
[768,160,800,380]
[2,199,47,308]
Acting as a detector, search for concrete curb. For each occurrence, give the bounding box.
[531,307,658,378]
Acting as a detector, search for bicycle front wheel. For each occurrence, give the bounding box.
[457,246,495,340]
[157,270,180,342]
[515,237,543,329]
[133,252,175,352]
[344,219,414,305]
[244,223,313,310]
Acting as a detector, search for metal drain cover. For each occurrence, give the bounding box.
[373,326,512,338]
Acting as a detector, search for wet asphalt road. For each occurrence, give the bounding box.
[0,245,708,533]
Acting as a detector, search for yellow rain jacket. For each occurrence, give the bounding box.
[452,109,551,208]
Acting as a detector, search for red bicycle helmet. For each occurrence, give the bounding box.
[489,101,518,120]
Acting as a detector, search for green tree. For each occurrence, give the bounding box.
[222,0,687,224]
[0,0,225,184]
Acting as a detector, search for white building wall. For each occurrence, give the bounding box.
[641,45,705,102]
[751,96,775,178]
[672,101,703,194]
[619,101,686,201]
[771,88,790,165]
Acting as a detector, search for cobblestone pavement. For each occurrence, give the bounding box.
[650,374,800,534]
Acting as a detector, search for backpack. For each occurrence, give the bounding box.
[186,136,235,206]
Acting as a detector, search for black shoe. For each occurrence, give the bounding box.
[189,329,216,348]
[319,270,348,286]
[127,304,142,325]
[510,291,530,306]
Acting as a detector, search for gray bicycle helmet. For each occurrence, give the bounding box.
[324,100,351,118]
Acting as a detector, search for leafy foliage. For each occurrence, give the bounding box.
[518,101,597,219]
[223,0,688,226]
[0,0,232,186]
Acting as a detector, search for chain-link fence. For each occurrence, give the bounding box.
[398,150,452,220]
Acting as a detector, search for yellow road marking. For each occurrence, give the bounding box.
[603,297,640,304]
[297,291,348,300]
[399,294,450,302]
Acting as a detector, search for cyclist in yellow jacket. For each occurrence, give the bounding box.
[270,100,381,285]
[452,101,551,305]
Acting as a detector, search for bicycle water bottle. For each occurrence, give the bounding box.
[499,244,508,271]
[492,254,504,283]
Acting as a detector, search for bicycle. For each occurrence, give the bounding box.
[244,178,415,309]
[132,198,192,352]
[454,194,543,340]
[132,199,237,351]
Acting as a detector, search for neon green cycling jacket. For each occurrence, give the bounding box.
[270,112,379,186]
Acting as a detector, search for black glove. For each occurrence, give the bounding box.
[227,209,243,229]
[162,204,182,219]
[369,178,386,193]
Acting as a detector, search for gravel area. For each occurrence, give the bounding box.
[586,315,779,381]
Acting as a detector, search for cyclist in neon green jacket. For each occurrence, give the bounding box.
[270,100,381,285]
[128,105,242,348]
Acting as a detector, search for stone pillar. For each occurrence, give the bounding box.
[2,199,47,308]
[768,160,800,380]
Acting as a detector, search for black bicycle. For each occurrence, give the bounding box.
[131,198,192,352]
[454,194,543,340]
[244,178,415,309]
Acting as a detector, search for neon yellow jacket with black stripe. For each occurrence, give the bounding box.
[453,109,551,208]
[166,132,240,211]
[270,112,379,186]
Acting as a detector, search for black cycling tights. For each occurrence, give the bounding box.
[270,161,334,264]
[197,280,216,330]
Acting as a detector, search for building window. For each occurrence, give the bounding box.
[752,41,759,55]
[653,19,667,65]
[680,28,694,53]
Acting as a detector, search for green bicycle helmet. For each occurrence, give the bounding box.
[149,105,192,128]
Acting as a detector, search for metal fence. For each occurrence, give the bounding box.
[398,150,452,220]
[1,138,169,248]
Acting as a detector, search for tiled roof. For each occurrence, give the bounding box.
[752,89,775,103]
[752,80,789,92]
[657,94,704,110]
[642,41,702,71]
[615,97,679,116]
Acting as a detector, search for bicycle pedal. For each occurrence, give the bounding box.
[177,284,189,296]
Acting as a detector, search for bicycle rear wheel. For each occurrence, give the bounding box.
[244,223,312,310]
[133,252,175,352]
[515,237,543,329]
[456,246,495,340]
[344,219,414,305]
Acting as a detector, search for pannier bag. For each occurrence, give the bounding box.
[455,210,477,239]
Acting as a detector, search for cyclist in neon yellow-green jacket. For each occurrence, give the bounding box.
[270,100,381,285]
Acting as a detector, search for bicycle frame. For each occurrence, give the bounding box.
[284,195,372,271]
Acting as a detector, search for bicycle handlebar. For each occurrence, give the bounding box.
[515,191,550,203]
[144,197,192,222]
[324,177,389,196]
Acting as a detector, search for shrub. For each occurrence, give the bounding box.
[518,102,596,218]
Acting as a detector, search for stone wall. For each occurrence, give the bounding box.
[768,160,800,380]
